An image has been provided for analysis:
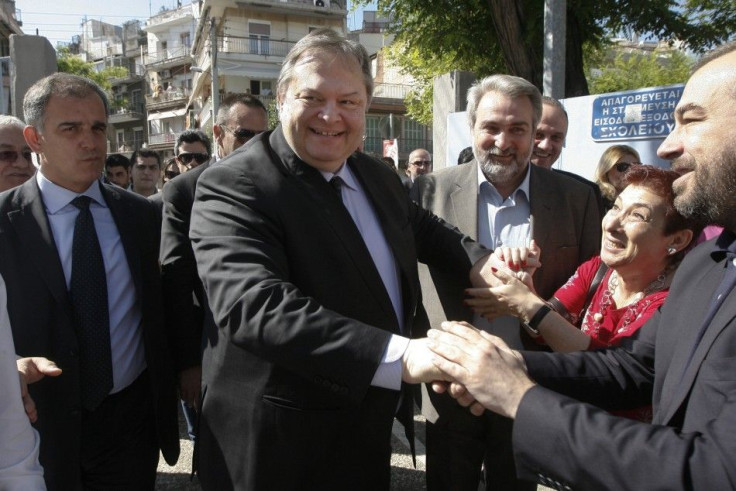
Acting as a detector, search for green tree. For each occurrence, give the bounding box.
[354,0,735,118]
[56,46,127,95]
[588,49,693,94]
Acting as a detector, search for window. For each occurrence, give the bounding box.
[249,22,270,55]
[364,115,381,155]
[401,119,431,153]
[133,128,144,149]
[181,32,191,48]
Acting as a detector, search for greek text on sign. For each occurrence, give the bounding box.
[591,84,684,141]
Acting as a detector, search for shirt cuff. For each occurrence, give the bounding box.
[370,335,410,391]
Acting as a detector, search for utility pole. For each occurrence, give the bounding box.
[543,0,566,99]
[210,17,219,126]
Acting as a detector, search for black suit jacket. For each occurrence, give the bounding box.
[189,127,487,489]
[515,233,736,490]
[160,161,210,372]
[0,178,179,489]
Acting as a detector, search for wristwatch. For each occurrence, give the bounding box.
[523,304,553,335]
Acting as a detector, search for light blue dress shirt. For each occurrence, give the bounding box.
[36,172,146,394]
[474,163,532,349]
[321,164,408,391]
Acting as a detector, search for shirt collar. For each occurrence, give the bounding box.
[476,161,531,201]
[36,171,107,214]
[319,161,358,192]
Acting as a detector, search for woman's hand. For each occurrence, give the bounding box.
[493,240,542,280]
[466,267,545,322]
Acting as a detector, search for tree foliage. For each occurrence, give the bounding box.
[588,49,693,94]
[56,47,127,94]
[354,0,736,122]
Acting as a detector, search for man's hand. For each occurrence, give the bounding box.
[427,321,535,419]
[401,338,451,384]
[179,365,202,411]
[17,357,62,423]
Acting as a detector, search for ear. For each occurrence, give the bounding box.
[213,124,223,143]
[668,228,694,253]
[23,126,43,153]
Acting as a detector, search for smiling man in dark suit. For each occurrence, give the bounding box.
[428,41,736,490]
[189,28,494,490]
[0,73,178,489]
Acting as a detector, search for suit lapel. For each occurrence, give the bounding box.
[101,183,143,297]
[449,163,479,241]
[7,179,73,314]
[270,129,398,327]
[658,253,735,423]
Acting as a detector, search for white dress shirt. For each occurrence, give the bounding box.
[0,274,46,490]
[36,172,146,394]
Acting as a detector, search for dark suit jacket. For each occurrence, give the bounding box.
[516,233,736,490]
[189,127,487,489]
[0,179,179,489]
[160,161,210,372]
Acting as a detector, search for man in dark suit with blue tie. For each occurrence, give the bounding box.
[0,73,179,489]
[189,28,495,490]
[428,41,736,490]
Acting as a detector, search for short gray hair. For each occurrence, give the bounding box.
[466,75,542,129]
[277,28,373,105]
[0,115,25,131]
[23,73,109,131]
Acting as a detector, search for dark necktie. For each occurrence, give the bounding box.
[329,175,343,196]
[678,248,736,381]
[70,195,113,411]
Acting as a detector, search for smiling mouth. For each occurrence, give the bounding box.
[311,128,343,137]
[604,237,625,250]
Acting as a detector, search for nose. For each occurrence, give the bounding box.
[657,126,682,161]
[495,131,510,151]
[318,100,341,123]
[536,137,550,151]
[603,209,622,232]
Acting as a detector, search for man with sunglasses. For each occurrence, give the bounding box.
[0,115,34,192]
[402,148,432,191]
[131,148,162,198]
[160,94,267,450]
[174,130,211,170]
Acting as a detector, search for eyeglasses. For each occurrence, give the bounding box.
[177,153,210,165]
[0,150,33,164]
[614,162,641,173]
[410,160,432,167]
[222,126,263,142]
[164,170,180,179]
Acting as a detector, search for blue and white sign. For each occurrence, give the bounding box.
[591,84,684,141]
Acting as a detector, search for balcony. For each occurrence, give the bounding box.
[147,131,183,151]
[144,45,192,70]
[145,5,192,30]
[109,103,145,124]
[146,88,190,110]
[233,0,346,16]
[110,65,146,84]
[372,83,411,100]
[220,37,296,58]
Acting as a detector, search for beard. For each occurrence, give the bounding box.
[673,147,736,229]
[474,144,529,187]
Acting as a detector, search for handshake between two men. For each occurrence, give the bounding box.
[400,247,541,421]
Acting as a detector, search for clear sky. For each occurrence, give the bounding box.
[15,0,375,47]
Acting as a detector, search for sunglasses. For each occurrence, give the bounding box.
[614,162,641,173]
[410,160,432,167]
[177,153,210,165]
[223,126,263,142]
[0,150,33,164]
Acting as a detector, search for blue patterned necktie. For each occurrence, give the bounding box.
[70,195,113,411]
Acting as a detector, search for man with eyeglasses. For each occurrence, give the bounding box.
[131,148,162,198]
[0,115,34,192]
[402,148,432,191]
[174,130,211,170]
[160,94,267,451]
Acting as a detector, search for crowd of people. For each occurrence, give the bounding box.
[1,27,735,491]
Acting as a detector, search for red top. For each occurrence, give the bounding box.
[552,256,668,350]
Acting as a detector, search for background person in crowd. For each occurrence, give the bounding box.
[160,93,267,446]
[402,147,432,191]
[104,153,131,190]
[162,158,183,185]
[174,130,211,170]
[595,144,642,210]
[0,73,179,489]
[0,116,34,192]
[131,148,162,198]
[427,41,736,491]
[189,28,494,490]
[1,273,61,490]
[411,74,601,491]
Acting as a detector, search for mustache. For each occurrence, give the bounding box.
[482,147,515,157]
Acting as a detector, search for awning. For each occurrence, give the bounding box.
[147,107,188,121]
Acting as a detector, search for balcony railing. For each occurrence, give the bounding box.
[144,45,191,67]
[145,5,192,28]
[148,131,182,146]
[220,37,296,57]
[109,103,145,123]
[372,83,412,100]
[110,65,146,82]
[146,88,190,108]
